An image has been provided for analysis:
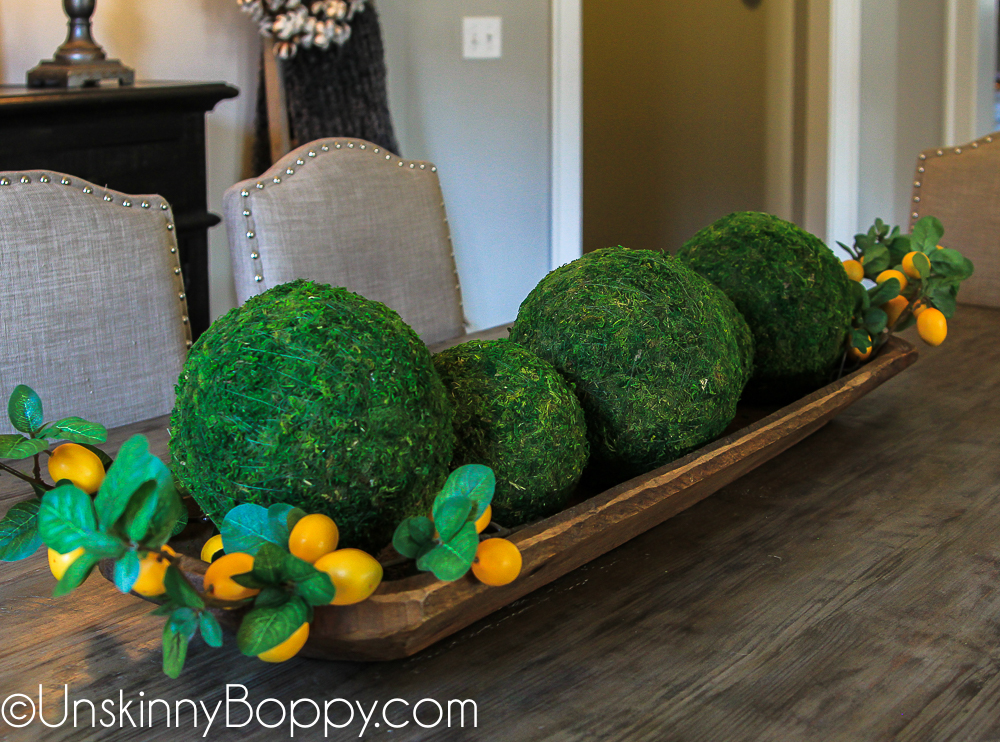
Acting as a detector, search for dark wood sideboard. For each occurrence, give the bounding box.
[0,81,239,339]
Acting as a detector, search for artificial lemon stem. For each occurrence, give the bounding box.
[0,461,53,491]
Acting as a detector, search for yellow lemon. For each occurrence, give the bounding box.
[314,549,383,605]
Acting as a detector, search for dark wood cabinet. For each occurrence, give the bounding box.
[0,81,239,338]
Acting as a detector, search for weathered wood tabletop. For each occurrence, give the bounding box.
[1,306,998,741]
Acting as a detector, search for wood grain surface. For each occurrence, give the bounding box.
[1,306,998,741]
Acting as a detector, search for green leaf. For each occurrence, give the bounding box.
[221,503,279,556]
[286,507,306,532]
[8,385,43,434]
[164,563,204,609]
[50,417,107,445]
[0,499,42,561]
[416,522,479,581]
[150,601,180,617]
[95,435,170,530]
[850,329,872,353]
[930,247,974,280]
[38,483,97,553]
[283,552,318,582]
[887,234,911,264]
[266,503,301,546]
[162,617,191,679]
[909,251,932,279]
[440,465,496,519]
[123,483,160,543]
[252,542,289,585]
[863,307,888,335]
[232,571,269,590]
[113,550,141,594]
[432,495,473,543]
[0,434,48,460]
[393,516,435,559]
[237,596,309,656]
[868,277,901,307]
[53,551,99,597]
[170,508,189,538]
[169,606,199,640]
[912,216,944,252]
[850,281,870,313]
[79,531,126,559]
[861,244,890,276]
[253,586,291,609]
[199,612,223,648]
[141,483,186,549]
[928,281,959,318]
[294,569,335,607]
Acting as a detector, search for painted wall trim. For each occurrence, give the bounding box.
[943,0,998,145]
[826,0,861,249]
[551,0,582,269]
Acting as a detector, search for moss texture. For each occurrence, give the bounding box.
[433,339,589,525]
[169,279,454,553]
[509,247,753,477]
[677,212,853,400]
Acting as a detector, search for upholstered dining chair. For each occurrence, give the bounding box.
[223,138,474,347]
[910,134,1000,307]
[0,172,190,429]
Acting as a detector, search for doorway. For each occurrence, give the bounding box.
[581,0,770,254]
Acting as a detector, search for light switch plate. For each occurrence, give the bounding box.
[463,17,502,59]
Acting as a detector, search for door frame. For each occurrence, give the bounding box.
[825,0,862,249]
[551,0,582,268]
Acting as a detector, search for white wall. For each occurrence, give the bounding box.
[857,0,947,232]
[0,0,260,321]
[379,0,552,331]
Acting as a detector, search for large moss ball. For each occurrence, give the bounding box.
[509,248,753,477]
[677,212,853,400]
[170,279,454,552]
[433,339,589,525]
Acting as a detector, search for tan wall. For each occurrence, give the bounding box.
[582,0,768,254]
[0,0,260,321]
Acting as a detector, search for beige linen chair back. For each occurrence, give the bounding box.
[223,138,466,346]
[0,172,190,429]
[910,134,1000,307]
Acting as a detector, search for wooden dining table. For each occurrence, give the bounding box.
[1,305,998,741]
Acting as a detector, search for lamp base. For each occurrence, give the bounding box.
[27,58,134,88]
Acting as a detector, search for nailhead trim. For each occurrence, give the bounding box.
[912,133,998,224]
[3,170,193,350]
[234,140,444,303]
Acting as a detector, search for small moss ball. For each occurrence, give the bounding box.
[433,339,589,525]
[677,212,853,400]
[509,248,753,477]
[170,279,454,553]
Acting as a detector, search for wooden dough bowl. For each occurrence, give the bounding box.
[102,337,917,661]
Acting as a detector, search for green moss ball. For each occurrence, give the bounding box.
[677,212,853,400]
[509,248,753,477]
[169,279,454,553]
[433,339,589,525]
